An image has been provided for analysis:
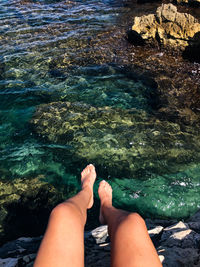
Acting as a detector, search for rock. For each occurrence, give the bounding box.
[187,209,200,222]
[132,4,200,49]
[162,228,200,248]
[148,226,164,247]
[90,225,109,244]
[145,218,178,229]
[30,101,200,180]
[0,236,41,267]
[1,212,200,267]
[158,246,200,267]
[187,222,200,233]
[176,0,200,5]
[0,236,41,258]
[158,221,200,266]
[161,221,189,242]
[0,177,65,244]
[0,258,18,267]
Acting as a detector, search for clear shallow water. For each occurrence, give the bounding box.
[0,0,200,220]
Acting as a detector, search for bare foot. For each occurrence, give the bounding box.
[98,180,112,224]
[81,164,96,209]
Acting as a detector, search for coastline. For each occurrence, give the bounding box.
[1,209,200,266]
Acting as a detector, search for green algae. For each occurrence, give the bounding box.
[0,176,67,244]
[31,101,200,178]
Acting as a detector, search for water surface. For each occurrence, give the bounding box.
[0,0,200,220]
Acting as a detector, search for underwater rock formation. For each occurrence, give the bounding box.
[30,101,200,178]
[131,4,200,49]
[0,177,65,245]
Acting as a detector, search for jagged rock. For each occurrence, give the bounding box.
[188,222,200,233]
[158,246,200,267]
[176,0,200,4]
[0,236,41,267]
[161,221,189,241]
[0,177,65,245]
[148,226,164,247]
[90,225,109,244]
[145,218,178,229]
[0,258,19,267]
[132,4,200,49]
[2,213,200,267]
[161,221,200,249]
[157,220,200,266]
[162,228,200,248]
[187,209,200,222]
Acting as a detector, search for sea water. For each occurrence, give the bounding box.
[0,0,200,220]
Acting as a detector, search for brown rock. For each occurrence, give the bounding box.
[132,4,200,49]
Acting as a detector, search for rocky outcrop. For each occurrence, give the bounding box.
[176,0,200,5]
[1,211,200,267]
[30,101,200,179]
[131,4,200,49]
[0,177,65,245]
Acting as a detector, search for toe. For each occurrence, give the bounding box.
[81,165,90,176]
[89,164,95,172]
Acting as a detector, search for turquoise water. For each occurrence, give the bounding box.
[1,0,200,220]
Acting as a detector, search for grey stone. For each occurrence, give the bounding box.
[1,211,200,267]
[188,210,200,223]
[145,218,177,229]
[148,226,164,247]
[22,254,36,263]
[158,246,200,267]
[90,225,109,244]
[161,221,189,242]
[162,229,200,248]
[0,236,42,258]
[0,258,18,267]
[188,222,200,233]
[148,226,164,235]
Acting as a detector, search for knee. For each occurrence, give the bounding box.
[126,212,146,228]
[112,213,146,237]
[50,202,85,225]
[50,203,72,220]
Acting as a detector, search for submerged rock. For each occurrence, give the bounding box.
[0,177,65,245]
[30,101,200,178]
[131,4,200,49]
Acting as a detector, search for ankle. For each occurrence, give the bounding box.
[101,199,112,209]
[101,202,114,218]
[82,185,92,196]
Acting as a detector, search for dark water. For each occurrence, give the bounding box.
[0,0,200,220]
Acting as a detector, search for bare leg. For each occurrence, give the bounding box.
[34,164,96,267]
[98,180,162,267]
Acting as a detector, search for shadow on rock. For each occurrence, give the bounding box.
[182,32,200,62]
[0,177,65,245]
[126,30,145,46]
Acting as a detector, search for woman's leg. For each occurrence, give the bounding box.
[34,164,96,267]
[98,180,162,267]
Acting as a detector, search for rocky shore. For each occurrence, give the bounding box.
[1,210,200,267]
[0,1,200,266]
[1,177,200,266]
